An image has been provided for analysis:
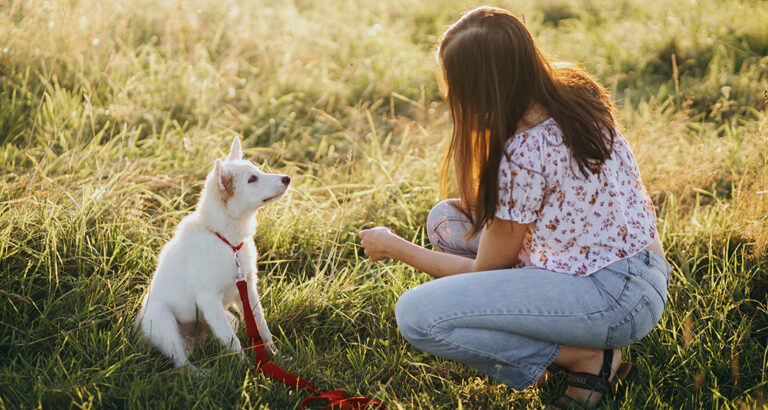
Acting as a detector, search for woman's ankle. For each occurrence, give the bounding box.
[567,348,603,374]
[552,346,622,375]
[552,346,599,370]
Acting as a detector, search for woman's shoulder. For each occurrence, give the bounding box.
[505,118,563,150]
[503,118,565,172]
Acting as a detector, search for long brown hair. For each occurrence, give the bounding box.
[438,6,617,235]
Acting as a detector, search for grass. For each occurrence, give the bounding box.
[0,0,766,408]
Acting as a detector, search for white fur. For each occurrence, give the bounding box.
[135,137,289,368]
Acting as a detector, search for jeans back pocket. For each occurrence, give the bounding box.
[629,258,669,307]
[605,295,660,348]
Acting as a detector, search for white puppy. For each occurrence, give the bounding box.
[135,137,287,368]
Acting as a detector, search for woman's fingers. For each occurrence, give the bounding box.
[359,226,387,261]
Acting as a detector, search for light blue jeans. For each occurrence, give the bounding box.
[395,200,672,390]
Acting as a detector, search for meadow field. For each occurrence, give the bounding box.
[1,0,766,408]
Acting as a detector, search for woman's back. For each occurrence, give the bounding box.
[497,118,658,275]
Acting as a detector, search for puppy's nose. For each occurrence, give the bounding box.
[281,176,290,185]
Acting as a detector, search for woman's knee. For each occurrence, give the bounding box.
[426,199,468,251]
[426,199,460,236]
[395,287,436,345]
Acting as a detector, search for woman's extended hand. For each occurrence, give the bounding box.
[359,226,398,261]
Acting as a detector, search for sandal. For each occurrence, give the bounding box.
[549,349,637,409]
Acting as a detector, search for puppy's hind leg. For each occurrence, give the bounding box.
[138,304,189,368]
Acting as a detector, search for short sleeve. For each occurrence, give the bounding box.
[495,139,546,224]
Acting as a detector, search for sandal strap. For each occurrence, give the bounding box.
[554,351,638,409]
[564,349,615,394]
[566,371,612,395]
[600,348,613,379]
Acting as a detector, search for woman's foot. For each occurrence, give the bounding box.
[559,348,622,407]
[548,346,638,408]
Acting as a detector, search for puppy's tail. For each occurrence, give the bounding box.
[137,302,188,368]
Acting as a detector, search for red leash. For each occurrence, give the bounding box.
[215,232,386,409]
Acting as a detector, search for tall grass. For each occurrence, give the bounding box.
[1,0,766,408]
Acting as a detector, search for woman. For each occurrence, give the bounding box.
[358,6,671,408]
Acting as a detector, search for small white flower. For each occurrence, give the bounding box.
[368,23,382,36]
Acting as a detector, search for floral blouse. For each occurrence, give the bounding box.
[496,118,658,275]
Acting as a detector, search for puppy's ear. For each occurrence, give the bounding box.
[226,137,243,162]
[214,159,234,196]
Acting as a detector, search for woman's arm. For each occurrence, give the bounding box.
[359,218,531,278]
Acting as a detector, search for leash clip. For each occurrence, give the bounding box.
[234,251,244,281]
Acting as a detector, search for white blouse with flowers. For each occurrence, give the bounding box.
[495,118,658,275]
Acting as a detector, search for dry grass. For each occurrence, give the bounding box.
[1,0,766,408]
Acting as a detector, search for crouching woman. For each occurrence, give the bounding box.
[359,7,671,408]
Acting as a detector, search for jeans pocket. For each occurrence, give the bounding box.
[629,260,668,306]
[605,295,659,348]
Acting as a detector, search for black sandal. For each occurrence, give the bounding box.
[549,349,637,409]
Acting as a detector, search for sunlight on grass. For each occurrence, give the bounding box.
[0,0,766,408]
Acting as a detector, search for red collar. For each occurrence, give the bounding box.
[214,232,243,252]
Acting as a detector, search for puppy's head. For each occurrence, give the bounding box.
[208,137,290,215]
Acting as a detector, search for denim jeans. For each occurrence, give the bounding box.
[395,200,672,390]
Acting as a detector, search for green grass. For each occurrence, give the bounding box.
[1,0,766,408]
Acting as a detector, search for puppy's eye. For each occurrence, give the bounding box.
[248,175,258,184]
